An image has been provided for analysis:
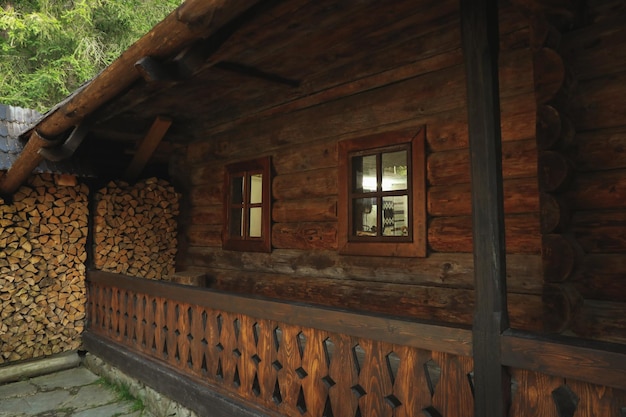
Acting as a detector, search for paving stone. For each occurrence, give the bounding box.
[0,389,71,415]
[72,402,134,417]
[0,380,37,399]
[30,368,99,391]
[59,382,118,412]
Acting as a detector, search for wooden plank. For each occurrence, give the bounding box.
[125,116,172,181]
[508,368,561,417]
[501,330,626,391]
[460,2,509,417]
[87,270,473,357]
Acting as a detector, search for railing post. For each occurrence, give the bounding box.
[460,1,511,416]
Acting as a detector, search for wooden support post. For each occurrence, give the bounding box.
[460,1,511,416]
[124,116,172,181]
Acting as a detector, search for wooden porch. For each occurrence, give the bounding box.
[85,271,626,417]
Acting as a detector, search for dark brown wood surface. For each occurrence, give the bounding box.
[186,247,543,294]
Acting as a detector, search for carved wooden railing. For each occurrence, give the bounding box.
[86,271,626,417]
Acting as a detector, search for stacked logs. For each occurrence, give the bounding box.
[0,174,88,364]
[93,178,179,280]
[530,13,584,333]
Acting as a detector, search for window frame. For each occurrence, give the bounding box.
[338,128,426,257]
[222,156,272,253]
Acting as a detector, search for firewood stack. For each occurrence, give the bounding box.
[93,178,179,280]
[0,174,88,364]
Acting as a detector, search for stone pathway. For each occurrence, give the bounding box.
[0,367,152,417]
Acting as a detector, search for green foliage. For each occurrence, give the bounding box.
[0,0,181,112]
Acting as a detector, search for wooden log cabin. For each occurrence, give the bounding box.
[0,0,625,415]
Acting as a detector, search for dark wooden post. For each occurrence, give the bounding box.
[460,1,511,416]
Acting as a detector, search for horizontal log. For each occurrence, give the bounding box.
[189,47,536,164]
[188,183,222,206]
[428,177,539,217]
[273,139,338,175]
[202,269,543,331]
[572,299,626,345]
[561,14,626,81]
[502,329,626,391]
[570,71,626,132]
[186,224,222,247]
[272,197,337,223]
[184,247,543,294]
[566,169,626,211]
[572,209,626,253]
[574,254,626,302]
[567,128,626,172]
[188,204,222,225]
[88,270,474,356]
[273,168,337,200]
[272,222,337,250]
[428,139,537,186]
[428,92,536,152]
[428,214,541,254]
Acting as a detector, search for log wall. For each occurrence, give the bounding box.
[176,2,547,333]
[559,0,626,345]
[174,0,626,344]
[0,174,88,364]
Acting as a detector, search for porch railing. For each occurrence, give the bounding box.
[86,271,626,417]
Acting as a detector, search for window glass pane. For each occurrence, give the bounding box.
[382,150,408,191]
[353,198,378,237]
[250,174,263,204]
[249,207,262,237]
[230,208,244,237]
[382,195,409,236]
[352,154,377,193]
[231,176,244,204]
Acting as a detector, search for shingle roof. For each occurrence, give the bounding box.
[0,103,93,176]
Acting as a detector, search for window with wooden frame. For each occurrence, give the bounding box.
[222,156,271,252]
[338,128,426,257]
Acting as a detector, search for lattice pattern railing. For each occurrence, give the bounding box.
[87,279,475,417]
[87,273,626,417]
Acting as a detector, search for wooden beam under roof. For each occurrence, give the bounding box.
[125,116,173,181]
[0,0,262,194]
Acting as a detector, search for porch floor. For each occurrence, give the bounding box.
[0,367,152,417]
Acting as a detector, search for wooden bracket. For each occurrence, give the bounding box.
[124,116,173,181]
[38,121,90,162]
[135,56,174,83]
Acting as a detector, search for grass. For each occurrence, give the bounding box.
[97,377,145,413]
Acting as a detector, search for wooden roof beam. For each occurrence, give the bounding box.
[0,0,262,194]
[124,116,173,181]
